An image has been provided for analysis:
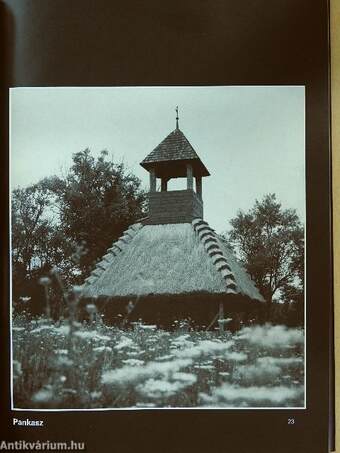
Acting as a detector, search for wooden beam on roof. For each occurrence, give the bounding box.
[149,168,156,192]
[186,163,193,190]
[161,177,168,192]
[196,176,202,199]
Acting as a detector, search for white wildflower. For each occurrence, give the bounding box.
[102,358,192,385]
[172,334,190,343]
[137,379,183,399]
[155,354,174,361]
[194,364,215,370]
[85,303,97,313]
[138,324,157,331]
[114,336,135,350]
[257,356,303,366]
[223,351,248,362]
[53,325,71,335]
[93,346,112,353]
[38,276,51,286]
[234,362,281,383]
[172,372,197,385]
[37,318,49,325]
[236,324,304,348]
[94,334,111,342]
[136,402,156,408]
[146,337,159,343]
[13,360,22,377]
[74,331,110,342]
[30,326,54,334]
[210,384,304,404]
[63,389,77,395]
[32,386,53,403]
[217,318,233,324]
[19,296,31,302]
[90,391,102,400]
[173,339,234,359]
[122,358,145,366]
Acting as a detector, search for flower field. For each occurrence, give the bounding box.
[12,316,304,409]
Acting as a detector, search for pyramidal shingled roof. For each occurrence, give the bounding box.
[141,128,210,177]
[81,219,264,303]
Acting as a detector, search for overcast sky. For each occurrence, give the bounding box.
[10,86,305,233]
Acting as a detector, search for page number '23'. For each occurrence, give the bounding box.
[288,418,295,425]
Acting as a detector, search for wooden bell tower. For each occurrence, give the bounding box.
[140,109,210,224]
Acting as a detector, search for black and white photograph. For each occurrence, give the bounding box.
[10,86,305,410]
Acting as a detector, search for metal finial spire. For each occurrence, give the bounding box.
[176,106,179,130]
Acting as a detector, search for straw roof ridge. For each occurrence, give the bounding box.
[83,222,143,287]
[191,218,237,295]
[192,218,265,303]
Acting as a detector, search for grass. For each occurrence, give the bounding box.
[12,314,304,409]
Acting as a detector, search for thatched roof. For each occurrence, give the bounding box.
[82,219,264,303]
[140,128,210,177]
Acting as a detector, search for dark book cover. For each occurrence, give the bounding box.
[0,1,334,452]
